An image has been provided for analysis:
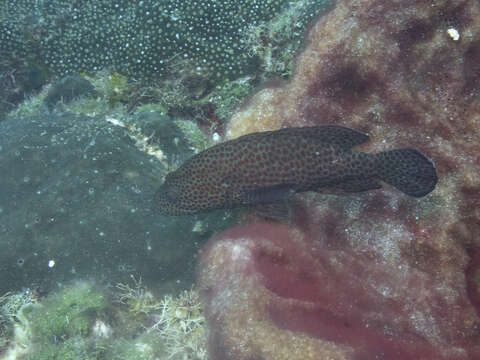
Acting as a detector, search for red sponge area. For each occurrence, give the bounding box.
[198,222,480,360]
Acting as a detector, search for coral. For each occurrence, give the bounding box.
[0,291,36,359]
[0,0,328,81]
[198,222,480,360]
[141,73,254,134]
[87,71,135,110]
[135,104,168,115]
[0,0,49,120]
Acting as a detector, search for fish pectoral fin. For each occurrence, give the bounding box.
[225,181,296,206]
[251,202,292,222]
[242,184,297,205]
[336,178,382,193]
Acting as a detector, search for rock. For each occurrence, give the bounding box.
[133,112,195,165]
[229,0,480,140]
[0,113,216,294]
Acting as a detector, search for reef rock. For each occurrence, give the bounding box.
[0,113,219,294]
[199,0,480,359]
[229,0,480,139]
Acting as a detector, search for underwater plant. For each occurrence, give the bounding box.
[116,276,162,316]
[0,282,109,360]
[115,276,207,359]
[0,280,209,360]
[149,288,207,360]
[26,281,109,343]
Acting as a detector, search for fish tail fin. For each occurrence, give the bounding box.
[376,149,437,197]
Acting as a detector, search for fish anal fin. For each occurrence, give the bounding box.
[337,178,382,193]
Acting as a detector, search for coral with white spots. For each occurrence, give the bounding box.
[0,0,328,80]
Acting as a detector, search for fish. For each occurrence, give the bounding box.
[154,125,437,215]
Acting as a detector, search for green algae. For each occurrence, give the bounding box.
[25,281,108,343]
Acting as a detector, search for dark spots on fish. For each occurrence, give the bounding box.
[376,148,437,197]
[154,125,437,215]
[165,187,178,202]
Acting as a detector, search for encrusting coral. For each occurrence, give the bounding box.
[0,0,327,81]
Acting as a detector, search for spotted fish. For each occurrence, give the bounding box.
[155,125,437,215]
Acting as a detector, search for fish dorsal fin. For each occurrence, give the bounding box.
[229,125,369,150]
[297,125,370,149]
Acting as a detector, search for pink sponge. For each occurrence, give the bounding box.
[198,221,480,360]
